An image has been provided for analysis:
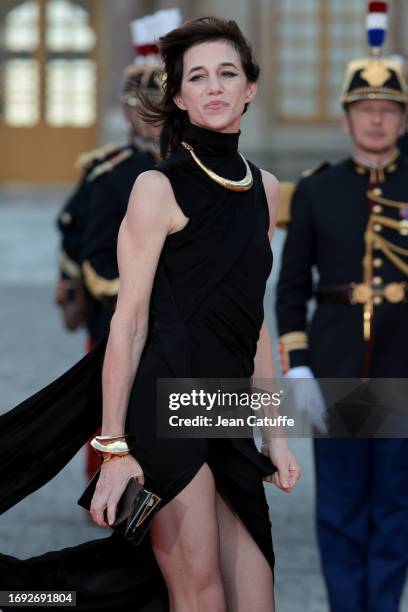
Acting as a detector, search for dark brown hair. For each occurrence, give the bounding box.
[138,16,260,159]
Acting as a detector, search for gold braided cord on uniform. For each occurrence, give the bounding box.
[82,260,120,299]
[367,191,408,210]
[370,214,408,231]
[59,249,81,279]
[378,243,408,276]
[369,231,408,276]
[360,180,408,339]
[362,225,374,340]
[373,233,408,257]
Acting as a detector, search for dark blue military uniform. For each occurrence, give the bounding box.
[56,144,123,336]
[56,143,156,344]
[80,144,157,343]
[398,132,408,158]
[276,154,408,611]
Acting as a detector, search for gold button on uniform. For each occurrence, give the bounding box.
[372,205,382,213]
[60,212,72,225]
[399,220,408,236]
[373,224,382,232]
[373,258,383,268]
[373,296,383,305]
[372,276,383,285]
[373,188,382,196]
[387,163,397,172]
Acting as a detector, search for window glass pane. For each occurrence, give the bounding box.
[46,0,95,52]
[46,58,96,126]
[4,0,39,52]
[326,0,365,116]
[3,58,39,125]
[275,0,370,121]
[276,0,319,119]
[280,0,317,17]
[279,96,316,117]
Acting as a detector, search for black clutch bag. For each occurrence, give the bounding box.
[77,466,162,545]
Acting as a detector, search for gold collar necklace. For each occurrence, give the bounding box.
[181,141,253,192]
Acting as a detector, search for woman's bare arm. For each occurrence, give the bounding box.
[253,169,279,382]
[90,169,185,527]
[254,170,302,492]
[260,169,280,242]
[100,170,174,434]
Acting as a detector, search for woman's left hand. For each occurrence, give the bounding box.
[260,438,302,493]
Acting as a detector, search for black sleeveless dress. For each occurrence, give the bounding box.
[0,121,276,611]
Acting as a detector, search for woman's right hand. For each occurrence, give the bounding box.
[89,454,145,528]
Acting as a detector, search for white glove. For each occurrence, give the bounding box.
[285,366,328,433]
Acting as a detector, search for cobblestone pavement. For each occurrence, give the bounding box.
[0,190,406,612]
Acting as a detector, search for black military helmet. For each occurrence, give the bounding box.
[341,57,408,107]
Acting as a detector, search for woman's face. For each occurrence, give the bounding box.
[173,40,257,133]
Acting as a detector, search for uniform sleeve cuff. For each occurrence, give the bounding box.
[278,331,309,373]
[288,349,310,369]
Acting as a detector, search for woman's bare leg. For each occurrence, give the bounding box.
[149,462,274,611]
[215,490,275,612]
[149,462,227,612]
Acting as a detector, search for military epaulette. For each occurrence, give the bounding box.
[301,161,331,178]
[86,148,134,182]
[277,181,296,230]
[75,143,122,171]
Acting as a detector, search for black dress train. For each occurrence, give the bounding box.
[0,121,276,611]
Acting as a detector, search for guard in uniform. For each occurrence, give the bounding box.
[80,64,162,342]
[276,3,408,610]
[55,143,124,339]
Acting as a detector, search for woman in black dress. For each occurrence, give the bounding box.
[0,16,301,611]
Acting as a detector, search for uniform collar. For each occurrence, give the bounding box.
[352,149,400,183]
[131,135,160,160]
